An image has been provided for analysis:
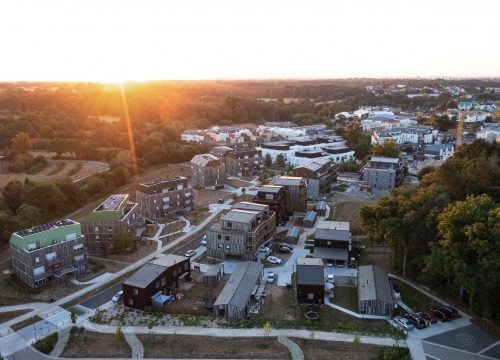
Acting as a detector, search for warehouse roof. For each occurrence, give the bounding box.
[214,261,263,308]
[358,265,393,304]
[304,211,317,222]
[297,263,324,286]
[274,176,304,186]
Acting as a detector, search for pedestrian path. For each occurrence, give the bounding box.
[125,333,144,359]
[324,297,389,320]
[71,272,113,285]
[50,326,71,357]
[277,336,304,360]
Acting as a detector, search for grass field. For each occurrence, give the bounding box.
[392,279,436,312]
[62,328,131,358]
[329,198,375,235]
[293,338,395,360]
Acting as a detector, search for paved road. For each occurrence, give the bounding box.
[173,232,206,256]
[70,283,122,315]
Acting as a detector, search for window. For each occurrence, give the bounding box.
[94,226,99,232]
[128,299,134,306]
[217,234,222,240]
[227,222,232,228]
[35,257,40,263]
[327,241,331,246]
[173,269,177,276]
[156,281,160,288]
[225,236,230,241]
[308,293,315,300]
[96,235,100,242]
[108,226,112,232]
[133,288,139,295]
[184,263,188,270]
[161,277,166,286]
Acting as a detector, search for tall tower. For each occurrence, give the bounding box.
[456,111,465,148]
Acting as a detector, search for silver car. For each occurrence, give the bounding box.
[394,316,414,331]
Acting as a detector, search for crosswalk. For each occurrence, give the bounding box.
[69,304,92,316]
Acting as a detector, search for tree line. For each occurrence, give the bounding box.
[360,141,500,324]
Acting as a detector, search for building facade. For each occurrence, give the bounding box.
[82,194,142,255]
[136,176,193,221]
[10,219,88,288]
[190,154,226,190]
[292,157,338,199]
[358,265,393,317]
[225,149,264,177]
[253,185,287,224]
[314,220,352,265]
[360,157,405,190]
[273,176,308,214]
[296,257,325,304]
[206,208,275,261]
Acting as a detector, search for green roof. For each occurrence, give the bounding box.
[10,220,82,251]
[85,194,137,222]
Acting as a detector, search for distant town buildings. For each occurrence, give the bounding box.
[136,176,193,221]
[423,144,455,160]
[10,219,87,288]
[292,157,338,199]
[82,194,142,255]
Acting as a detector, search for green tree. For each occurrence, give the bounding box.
[372,140,401,158]
[345,121,371,159]
[21,182,67,216]
[10,132,32,153]
[112,231,136,253]
[16,204,42,229]
[275,154,285,168]
[71,312,77,325]
[264,153,272,167]
[2,180,24,212]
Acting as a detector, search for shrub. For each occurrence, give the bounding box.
[34,332,58,354]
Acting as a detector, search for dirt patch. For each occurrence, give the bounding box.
[192,189,232,208]
[106,242,156,264]
[332,286,358,311]
[330,199,375,236]
[293,338,387,360]
[257,286,297,321]
[184,208,210,226]
[0,309,30,325]
[138,334,291,359]
[359,245,392,272]
[11,315,43,331]
[62,328,131,358]
[161,221,186,236]
[225,178,252,188]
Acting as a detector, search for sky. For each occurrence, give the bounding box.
[0,0,498,82]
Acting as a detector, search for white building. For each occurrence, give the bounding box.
[477,124,500,143]
[181,130,205,143]
[423,144,455,160]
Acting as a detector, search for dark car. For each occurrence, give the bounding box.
[405,313,427,329]
[439,306,458,319]
[278,246,291,253]
[419,310,438,324]
[430,308,451,322]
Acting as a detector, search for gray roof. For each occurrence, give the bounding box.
[123,263,166,288]
[259,185,283,193]
[304,211,317,222]
[286,227,300,238]
[316,201,327,211]
[297,265,324,286]
[232,202,269,212]
[214,261,263,308]
[190,153,220,167]
[313,247,348,260]
[151,254,187,268]
[315,221,350,241]
[370,156,400,164]
[95,194,128,211]
[358,265,393,303]
[204,263,224,277]
[274,176,304,186]
[222,209,259,223]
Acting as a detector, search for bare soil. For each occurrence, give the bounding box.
[184,208,210,226]
[0,310,30,325]
[138,334,291,359]
[332,286,358,311]
[11,315,43,331]
[293,338,387,360]
[330,197,375,236]
[257,285,297,321]
[192,189,232,208]
[359,245,392,272]
[61,328,131,358]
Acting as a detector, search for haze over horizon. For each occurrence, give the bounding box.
[1,0,499,82]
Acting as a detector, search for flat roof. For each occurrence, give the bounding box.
[274,176,304,186]
[297,264,324,286]
[304,211,317,222]
[123,263,166,288]
[232,202,269,212]
[286,227,300,238]
[13,219,78,238]
[138,176,187,187]
[314,247,348,260]
[316,201,327,211]
[94,194,128,212]
[150,254,188,268]
[191,153,220,167]
[358,265,393,303]
[316,220,349,231]
[222,209,259,223]
[259,185,283,193]
[296,257,323,266]
[370,156,400,163]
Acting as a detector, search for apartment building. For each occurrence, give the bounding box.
[190,154,226,190]
[10,219,88,288]
[206,208,276,261]
[360,157,405,190]
[314,220,352,266]
[136,176,193,221]
[253,185,287,224]
[273,176,308,214]
[82,194,142,255]
[225,149,264,177]
[292,157,338,199]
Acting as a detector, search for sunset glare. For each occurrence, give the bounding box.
[0,0,499,82]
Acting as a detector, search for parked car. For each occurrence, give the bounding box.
[405,313,427,329]
[259,246,270,253]
[326,260,334,267]
[266,272,275,284]
[112,290,123,303]
[185,250,197,257]
[305,254,314,258]
[394,316,414,331]
[201,234,207,246]
[266,256,282,265]
[430,308,451,322]
[419,310,438,324]
[439,306,458,319]
[217,198,224,204]
[278,246,291,253]
[326,274,335,284]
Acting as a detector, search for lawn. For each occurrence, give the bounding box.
[293,338,400,360]
[138,334,291,359]
[61,328,131,358]
[330,200,374,235]
[333,286,358,311]
[392,279,436,312]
